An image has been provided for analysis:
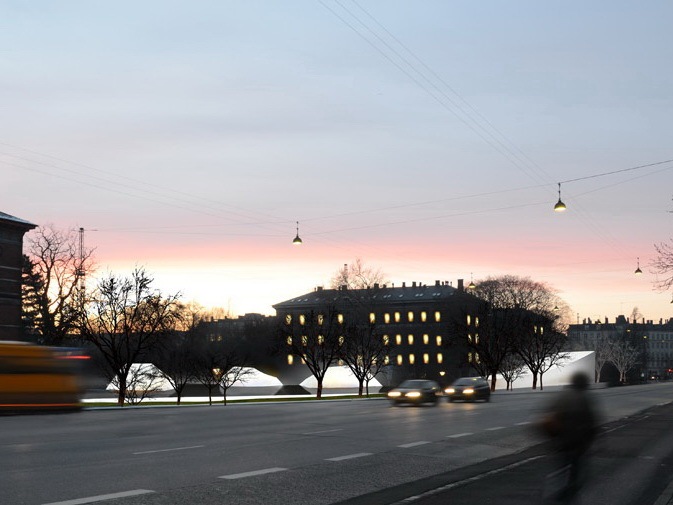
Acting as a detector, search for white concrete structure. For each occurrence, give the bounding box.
[500,351,595,390]
[300,365,383,389]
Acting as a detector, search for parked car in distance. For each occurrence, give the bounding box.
[445,377,491,402]
[387,379,441,406]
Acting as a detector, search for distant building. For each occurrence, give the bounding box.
[272,280,482,388]
[568,315,673,381]
[0,212,36,341]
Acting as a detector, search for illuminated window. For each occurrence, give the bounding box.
[540,326,544,334]
[384,313,391,324]
[408,311,414,322]
[299,314,306,325]
[369,313,376,324]
[435,311,441,322]
[338,314,344,324]
[397,354,403,366]
[437,353,443,364]
[338,335,344,345]
[423,353,429,364]
[468,352,473,363]
[467,315,472,326]
[383,335,389,345]
[337,359,344,366]
[408,334,414,345]
[475,317,479,328]
[421,311,427,322]
[396,334,402,345]
[409,353,415,364]
[301,355,306,364]
[301,335,307,346]
[384,355,390,365]
[475,352,480,364]
[475,334,479,344]
[285,314,292,325]
[423,334,429,345]
[436,336,442,346]
[286,336,293,346]
[318,335,324,345]
[317,314,324,325]
[287,354,294,365]
[394,312,401,323]
[468,334,473,343]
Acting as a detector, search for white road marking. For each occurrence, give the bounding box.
[302,428,344,435]
[43,489,155,505]
[603,424,626,434]
[326,452,373,461]
[515,421,531,426]
[391,455,545,503]
[219,467,288,480]
[447,432,473,438]
[133,445,204,455]
[485,426,505,431]
[398,441,430,448]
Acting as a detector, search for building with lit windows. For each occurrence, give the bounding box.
[272,279,482,388]
[567,315,673,381]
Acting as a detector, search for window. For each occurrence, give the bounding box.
[301,335,307,346]
[468,334,473,343]
[408,311,414,322]
[475,334,479,344]
[384,313,391,324]
[467,315,472,326]
[423,353,429,364]
[423,334,429,345]
[437,353,443,364]
[408,334,414,345]
[287,354,294,365]
[318,335,324,345]
[383,335,389,345]
[394,312,401,323]
[421,311,427,322]
[409,353,415,364]
[468,352,473,363]
[337,314,344,324]
[299,314,305,325]
[369,313,376,324]
[338,335,344,345]
[475,316,479,328]
[396,334,402,345]
[384,355,390,365]
[436,336,442,346]
[317,314,324,325]
[435,311,441,322]
[397,354,403,366]
[285,314,292,325]
[286,336,293,346]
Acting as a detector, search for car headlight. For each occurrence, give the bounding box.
[388,391,401,398]
[463,388,474,394]
[405,391,421,398]
[444,388,455,394]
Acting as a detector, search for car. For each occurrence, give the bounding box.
[445,377,491,402]
[387,379,441,406]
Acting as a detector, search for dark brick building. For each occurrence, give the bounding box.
[0,212,36,341]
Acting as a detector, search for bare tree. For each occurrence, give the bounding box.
[281,308,343,399]
[340,309,390,396]
[652,238,673,292]
[190,339,250,405]
[22,225,95,345]
[609,338,641,384]
[122,364,165,405]
[594,335,613,383]
[78,268,182,406]
[221,363,253,406]
[499,353,526,390]
[330,258,388,289]
[514,313,568,390]
[156,333,195,405]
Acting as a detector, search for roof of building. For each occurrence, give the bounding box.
[0,211,37,230]
[273,281,465,310]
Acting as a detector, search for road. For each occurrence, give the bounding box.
[2,383,672,505]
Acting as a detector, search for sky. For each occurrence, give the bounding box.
[2,1,672,322]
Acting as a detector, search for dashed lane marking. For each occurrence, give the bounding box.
[447,432,473,438]
[485,426,505,431]
[302,428,344,435]
[326,452,373,462]
[133,445,204,455]
[219,467,288,480]
[43,489,155,505]
[515,421,531,426]
[398,441,431,448]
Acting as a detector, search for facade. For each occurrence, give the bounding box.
[0,212,36,341]
[272,279,483,388]
[568,315,673,381]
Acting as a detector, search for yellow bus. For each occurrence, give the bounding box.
[0,341,85,411]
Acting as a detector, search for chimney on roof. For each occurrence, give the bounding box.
[412,281,417,287]
[435,280,440,286]
[402,282,406,288]
[605,317,608,324]
[374,283,379,289]
[457,279,464,291]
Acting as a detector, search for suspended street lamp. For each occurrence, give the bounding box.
[554,182,567,212]
[292,221,303,245]
[634,257,642,275]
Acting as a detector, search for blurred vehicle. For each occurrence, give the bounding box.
[387,379,441,406]
[0,341,87,412]
[445,377,491,402]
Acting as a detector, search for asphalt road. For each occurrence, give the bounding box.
[2,383,672,505]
